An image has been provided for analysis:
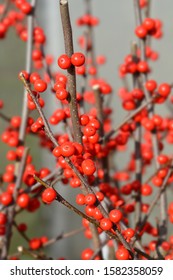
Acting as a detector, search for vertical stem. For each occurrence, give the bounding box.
[19,0,36,144]
[131,42,142,227]
[93,85,109,182]
[133,0,167,244]
[59,0,82,144]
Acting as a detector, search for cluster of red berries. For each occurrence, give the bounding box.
[76,14,99,27]
[135,18,163,40]
[15,0,32,15]
[58,52,85,69]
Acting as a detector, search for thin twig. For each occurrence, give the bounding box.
[60,0,82,144]
[19,0,37,145]
[42,227,84,247]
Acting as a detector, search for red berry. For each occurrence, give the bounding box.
[143,18,156,31]
[99,218,113,231]
[20,2,32,14]
[56,88,68,100]
[76,194,85,205]
[42,188,57,204]
[84,194,96,206]
[82,159,96,175]
[34,79,47,92]
[135,25,147,38]
[29,238,42,250]
[141,184,152,196]
[116,246,130,260]
[158,83,171,97]
[131,88,144,100]
[137,61,149,73]
[109,209,122,223]
[60,142,75,157]
[81,248,94,260]
[58,54,71,69]
[17,193,30,208]
[71,52,85,66]
[52,146,62,157]
[123,99,136,111]
[83,125,96,136]
[123,228,135,238]
[18,223,27,232]
[32,49,42,61]
[0,192,13,206]
[30,72,40,84]
[80,114,89,126]
[157,154,169,164]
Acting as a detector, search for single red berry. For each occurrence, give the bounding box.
[42,188,57,204]
[93,207,103,220]
[54,81,66,91]
[17,193,30,208]
[81,248,94,260]
[34,79,47,92]
[137,61,149,73]
[0,192,13,206]
[52,146,62,157]
[123,228,135,238]
[123,99,136,111]
[32,49,42,61]
[109,209,123,223]
[60,142,75,157]
[158,83,171,97]
[84,194,96,206]
[56,88,68,100]
[30,72,40,84]
[71,52,85,66]
[135,25,148,38]
[83,125,96,136]
[116,246,130,260]
[76,193,85,205]
[82,159,96,175]
[131,88,144,100]
[141,184,152,196]
[58,54,71,69]
[20,2,32,14]
[80,114,89,126]
[143,18,156,31]
[10,116,21,128]
[99,218,113,231]
[157,154,169,164]
[29,238,42,250]
[18,223,27,232]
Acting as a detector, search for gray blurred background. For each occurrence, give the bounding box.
[0,0,173,259]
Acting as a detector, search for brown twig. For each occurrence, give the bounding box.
[60,0,82,144]
[42,227,84,247]
[0,112,11,122]
[131,41,142,227]
[19,0,37,145]
[133,0,167,244]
